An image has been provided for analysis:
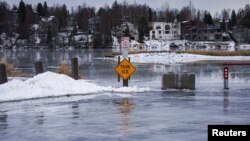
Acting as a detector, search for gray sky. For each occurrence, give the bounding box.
[5,0,250,15]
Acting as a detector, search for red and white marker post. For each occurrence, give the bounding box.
[224,66,229,89]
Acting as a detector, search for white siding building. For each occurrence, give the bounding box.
[150,20,181,40]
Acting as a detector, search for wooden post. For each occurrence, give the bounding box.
[122,57,130,87]
[0,64,7,84]
[123,79,128,87]
[71,57,79,80]
[34,61,44,75]
[128,57,131,80]
[118,56,120,82]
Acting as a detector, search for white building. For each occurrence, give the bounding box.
[150,20,181,40]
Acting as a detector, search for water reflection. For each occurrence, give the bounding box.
[72,102,80,119]
[117,98,134,136]
[35,111,45,125]
[0,111,8,134]
[223,91,229,112]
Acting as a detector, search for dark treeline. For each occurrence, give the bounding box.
[0,0,250,47]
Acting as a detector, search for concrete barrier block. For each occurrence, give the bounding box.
[180,74,195,90]
[0,64,8,84]
[161,73,195,90]
[161,73,177,90]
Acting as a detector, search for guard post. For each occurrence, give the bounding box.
[118,56,120,82]
[71,57,79,80]
[0,64,7,84]
[34,61,44,75]
[224,66,229,89]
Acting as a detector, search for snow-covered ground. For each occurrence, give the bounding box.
[239,44,250,50]
[0,72,150,102]
[124,52,250,64]
[112,39,241,52]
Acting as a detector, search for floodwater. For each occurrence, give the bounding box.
[0,48,250,141]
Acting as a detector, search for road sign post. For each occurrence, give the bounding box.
[118,56,120,82]
[224,66,229,89]
[115,58,136,87]
[121,37,130,59]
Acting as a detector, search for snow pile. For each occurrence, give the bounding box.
[143,40,236,52]
[127,52,250,64]
[239,44,250,50]
[130,40,142,50]
[112,40,237,52]
[0,72,150,102]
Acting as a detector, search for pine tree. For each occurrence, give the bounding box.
[46,25,52,44]
[43,2,49,17]
[231,10,237,26]
[36,3,44,16]
[18,0,26,24]
[148,8,152,22]
[124,23,130,37]
[17,0,30,39]
[203,12,213,25]
[138,16,149,43]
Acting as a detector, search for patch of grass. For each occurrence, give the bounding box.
[55,64,81,79]
[0,58,22,77]
[177,50,250,56]
[55,64,72,77]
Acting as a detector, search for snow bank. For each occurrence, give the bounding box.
[127,52,250,64]
[144,40,171,51]
[239,44,250,50]
[112,39,238,52]
[0,72,150,102]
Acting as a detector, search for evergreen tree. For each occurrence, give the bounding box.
[124,23,130,37]
[46,25,52,44]
[229,10,237,30]
[138,16,149,43]
[203,12,213,25]
[43,2,49,17]
[17,0,30,39]
[72,24,77,35]
[18,0,26,24]
[92,32,102,48]
[36,3,44,16]
[231,10,237,27]
[148,8,152,22]
[12,5,17,11]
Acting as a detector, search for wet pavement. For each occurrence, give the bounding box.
[0,48,250,141]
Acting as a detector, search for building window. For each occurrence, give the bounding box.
[165,25,170,30]
[156,26,161,29]
[152,31,155,34]
[165,31,170,34]
[159,31,161,34]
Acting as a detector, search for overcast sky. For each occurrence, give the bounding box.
[5,0,250,15]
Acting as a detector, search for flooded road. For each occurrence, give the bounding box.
[0,48,250,141]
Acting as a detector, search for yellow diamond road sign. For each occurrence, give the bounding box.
[115,58,136,80]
